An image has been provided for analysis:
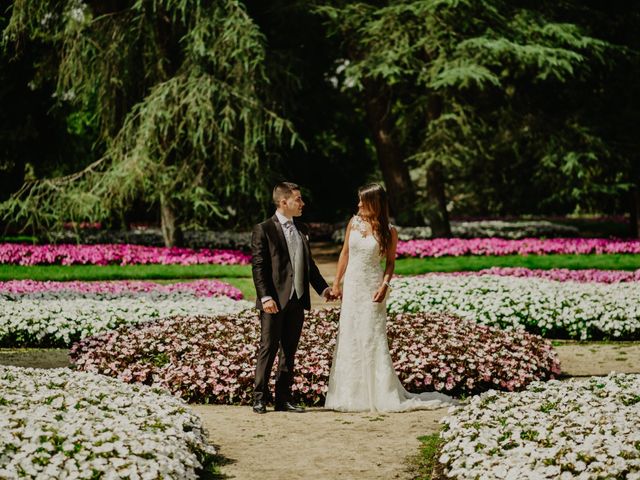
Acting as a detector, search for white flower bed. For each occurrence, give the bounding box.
[388,275,640,340]
[439,373,640,479]
[0,366,216,479]
[332,220,578,242]
[0,291,253,347]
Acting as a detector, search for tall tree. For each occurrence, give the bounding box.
[244,0,377,223]
[318,0,614,234]
[1,0,295,246]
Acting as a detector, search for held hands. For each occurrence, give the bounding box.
[329,284,342,301]
[323,285,341,302]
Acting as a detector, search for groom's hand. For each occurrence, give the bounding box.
[322,287,335,302]
[262,299,279,314]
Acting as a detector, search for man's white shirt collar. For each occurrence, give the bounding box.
[275,210,293,224]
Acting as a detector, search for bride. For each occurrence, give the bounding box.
[324,183,457,412]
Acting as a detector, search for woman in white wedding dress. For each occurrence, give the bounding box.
[324,184,457,412]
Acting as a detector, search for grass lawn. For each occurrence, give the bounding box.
[216,277,256,300]
[0,264,252,281]
[394,254,640,275]
[408,433,444,480]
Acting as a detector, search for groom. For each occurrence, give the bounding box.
[251,182,334,414]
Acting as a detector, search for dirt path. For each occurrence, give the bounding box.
[190,404,447,480]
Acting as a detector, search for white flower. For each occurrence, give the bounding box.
[0,291,252,346]
[0,366,216,479]
[438,373,640,479]
[388,275,640,339]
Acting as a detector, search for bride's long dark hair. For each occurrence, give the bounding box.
[358,183,391,257]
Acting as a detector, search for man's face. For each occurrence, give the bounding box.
[281,190,305,217]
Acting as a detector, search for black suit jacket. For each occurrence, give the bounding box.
[251,215,329,311]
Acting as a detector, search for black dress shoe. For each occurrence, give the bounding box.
[274,402,305,413]
[253,401,267,414]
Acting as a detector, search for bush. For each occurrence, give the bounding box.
[388,275,640,340]
[0,290,252,348]
[332,220,579,243]
[439,373,640,479]
[0,243,250,266]
[70,308,560,404]
[395,237,640,258]
[432,267,640,283]
[0,366,216,479]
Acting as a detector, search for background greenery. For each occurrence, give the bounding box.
[1,0,638,244]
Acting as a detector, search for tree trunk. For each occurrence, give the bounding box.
[423,95,451,237]
[160,194,183,247]
[425,161,452,237]
[362,79,421,225]
[630,184,640,238]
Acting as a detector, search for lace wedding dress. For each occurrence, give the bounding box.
[325,215,457,412]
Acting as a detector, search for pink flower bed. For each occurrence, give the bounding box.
[0,279,243,299]
[0,243,250,266]
[396,238,640,258]
[422,267,640,283]
[70,309,560,405]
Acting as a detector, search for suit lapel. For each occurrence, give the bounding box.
[270,214,292,266]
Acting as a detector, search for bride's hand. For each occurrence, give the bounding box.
[372,285,388,303]
[331,285,342,300]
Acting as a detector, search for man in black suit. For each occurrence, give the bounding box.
[251,182,334,414]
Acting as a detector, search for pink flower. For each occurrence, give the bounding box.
[0,243,250,266]
[69,308,560,405]
[396,238,640,259]
[418,267,640,283]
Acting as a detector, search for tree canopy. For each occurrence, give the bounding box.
[2,0,296,245]
[1,0,638,242]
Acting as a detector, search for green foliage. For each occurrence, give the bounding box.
[1,0,295,239]
[410,432,444,480]
[318,0,631,219]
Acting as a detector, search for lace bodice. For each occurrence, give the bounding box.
[346,215,385,275]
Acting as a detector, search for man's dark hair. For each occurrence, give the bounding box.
[273,182,300,207]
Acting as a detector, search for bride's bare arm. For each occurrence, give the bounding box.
[332,219,352,297]
[373,226,398,302]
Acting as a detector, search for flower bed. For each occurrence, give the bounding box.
[0,292,252,348]
[0,279,243,299]
[446,220,579,239]
[52,228,253,250]
[50,223,336,248]
[0,243,250,266]
[429,267,640,283]
[388,275,640,340]
[396,237,640,258]
[0,366,216,479]
[70,309,560,404]
[439,372,640,479]
[332,220,579,243]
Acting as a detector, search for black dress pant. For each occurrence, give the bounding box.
[254,296,304,404]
